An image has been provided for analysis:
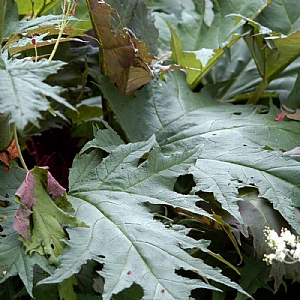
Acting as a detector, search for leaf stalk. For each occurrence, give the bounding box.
[48,0,75,62]
[13,124,29,173]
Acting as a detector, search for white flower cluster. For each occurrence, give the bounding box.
[263,227,300,265]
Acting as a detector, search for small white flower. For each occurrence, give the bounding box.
[275,249,286,262]
[281,228,296,246]
[263,226,300,265]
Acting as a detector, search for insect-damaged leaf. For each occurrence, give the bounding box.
[86,0,154,95]
[40,134,250,299]
[13,167,88,266]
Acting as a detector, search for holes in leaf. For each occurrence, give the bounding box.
[50,243,54,249]
[137,152,151,166]
[173,174,195,195]
[238,186,258,198]
[233,112,242,115]
[176,268,204,280]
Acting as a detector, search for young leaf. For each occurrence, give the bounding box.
[86,0,154,95]
[40,135,250,299]
[0,55,75,129]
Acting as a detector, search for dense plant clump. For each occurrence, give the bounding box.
[1,0,300,299]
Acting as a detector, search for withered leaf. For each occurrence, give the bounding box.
[0,139,19,171]
[87,0,154,95]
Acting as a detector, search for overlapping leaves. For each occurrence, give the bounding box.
[40,134,250,299]
[95,70,300,236]
[154,0,269,89]
[0,164,53,297]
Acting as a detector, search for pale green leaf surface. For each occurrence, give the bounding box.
[0,56,74,129]
[0,233,53,297]
[40,135,250,299]
[97,70,300,234]
[91,70,216,142]
[3,0,19,38]
[98,70,300,152]
[80,122,124,154]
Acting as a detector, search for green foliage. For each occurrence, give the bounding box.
[1,0,300,299]
[0,55,74,129]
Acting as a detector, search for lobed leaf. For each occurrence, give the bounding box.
[40,135,250,299]
[0,55,75,129]
[97,70,300,236]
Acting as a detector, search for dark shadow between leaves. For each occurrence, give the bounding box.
[112,283,143,300]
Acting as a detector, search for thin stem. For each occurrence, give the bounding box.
[34,44,38,61]
[13,124,29,173]
[48,0,75,62]
[246,80,269,105]
[48,25,64,62]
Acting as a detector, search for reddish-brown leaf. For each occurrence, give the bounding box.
[0,139,19,171]
[87,0,154,95]
[47,171,66,201]
[15,171,37,209]
[13,206,32,241]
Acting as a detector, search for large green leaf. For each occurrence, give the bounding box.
[40,135,250,299]
[89,69,216,142]
[95,70,300,235]
[0,55,74,129]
